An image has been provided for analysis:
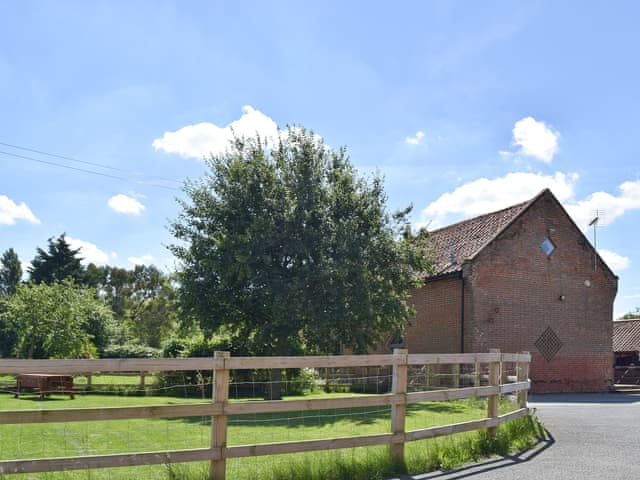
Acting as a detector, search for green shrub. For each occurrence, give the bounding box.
[159,334,317,398]
[102,342,162,358]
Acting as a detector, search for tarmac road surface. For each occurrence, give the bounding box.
[392,393,640,480]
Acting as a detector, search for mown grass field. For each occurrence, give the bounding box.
[0,386,543,480]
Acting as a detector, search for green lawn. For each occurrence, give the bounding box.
[1,374,150,389]
[0,391,532,480]
[74,374,148,386]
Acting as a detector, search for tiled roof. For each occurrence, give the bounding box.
[613,319,640,352]
[426,195,536,276]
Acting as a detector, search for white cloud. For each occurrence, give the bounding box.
[20,261,31,278]
[512,117,559,163]
[418,171,578,228]
[128,255,155,266]
[67,236,109,265]
[0,195,40,225]
[564,180,640,229]
[152,105,279,159]
[405,131,425,145]
[598,249,630,273]
[108,194,145,215]
[417,173,640,265]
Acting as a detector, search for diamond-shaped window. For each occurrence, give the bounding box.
[540,237,556,257]
[534,327,563,362]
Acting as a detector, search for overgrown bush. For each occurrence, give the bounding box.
[158,334,318,398]
[102,342,162,358]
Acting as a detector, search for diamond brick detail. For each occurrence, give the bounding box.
[534,327,563,362]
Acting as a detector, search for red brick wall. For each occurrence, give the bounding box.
[530,353,613,393]
[406,277,462,353]
[467,191,617,392]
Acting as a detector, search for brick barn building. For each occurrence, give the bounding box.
[404,188,618,393]
[613,319,640,386]
[613,319,640,367]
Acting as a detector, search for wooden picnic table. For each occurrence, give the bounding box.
[15,374,75,400]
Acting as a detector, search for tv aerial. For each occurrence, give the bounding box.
[588,209,606,271]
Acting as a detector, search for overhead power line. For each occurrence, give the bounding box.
[0,143,182,192]
[0,141,182,185]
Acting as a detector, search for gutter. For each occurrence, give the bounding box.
[460,275,465,353]
[423,270,463,283]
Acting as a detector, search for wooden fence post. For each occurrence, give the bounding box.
[211,351,230,480]
[453,364,460,389]
[474,360,481,387]
[487,349,500,437]
[517,351,530,408]
[325,368,330,393]
[391,348,408,467]
[500,356,508,386]
[425,364,431,389]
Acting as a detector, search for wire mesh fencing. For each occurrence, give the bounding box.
[0,351,530,480]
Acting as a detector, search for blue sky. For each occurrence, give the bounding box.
[1,1,639,318]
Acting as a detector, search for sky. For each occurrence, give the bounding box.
[1,1,639,319]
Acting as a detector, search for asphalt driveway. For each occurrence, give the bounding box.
[393,392,640,480]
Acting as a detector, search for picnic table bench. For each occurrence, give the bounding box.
[15,374,75,400]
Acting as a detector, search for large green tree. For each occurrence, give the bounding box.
[29,234,86,284]
[0,248,22,297]
[0,280,113,358]
[170,128,431,360]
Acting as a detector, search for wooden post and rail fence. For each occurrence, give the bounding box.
[0,350,530,479]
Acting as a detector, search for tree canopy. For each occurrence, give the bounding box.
[170,128,431,357]
[0,280,113,359]
[85,264,177,348]
[29,233,85,284]
[0,248,21,297]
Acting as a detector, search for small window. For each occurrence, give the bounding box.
[540,237,556,257]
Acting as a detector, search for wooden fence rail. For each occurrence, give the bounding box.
[0,350,530,479]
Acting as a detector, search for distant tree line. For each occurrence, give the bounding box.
[621,308,640,320]
[0,234,178,359]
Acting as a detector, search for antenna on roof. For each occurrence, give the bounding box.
[588,210,604,271]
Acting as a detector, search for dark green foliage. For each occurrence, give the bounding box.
[88,265,132,317]
[170,127,431,357]
[158,333,236,397]
[0,248,22,297]
[28,233,86,284]
[0,306,18,357]
[87,264,178,348]
[162,333,235,358]
[127,265,177,348]
[101,342,162,358]
[159,333,315,398]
